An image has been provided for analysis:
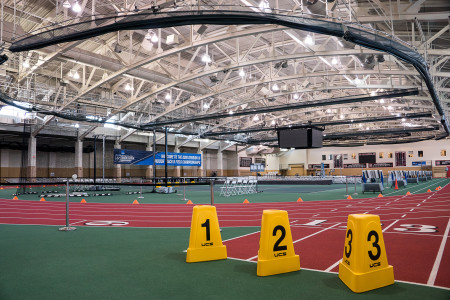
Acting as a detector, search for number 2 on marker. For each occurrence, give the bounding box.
[201,219,210,241]
[273,225,287,252]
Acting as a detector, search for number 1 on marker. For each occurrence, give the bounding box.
[201,219,211,241]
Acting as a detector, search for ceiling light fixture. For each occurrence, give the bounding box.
[293,93,299,100]
[165,93,171,100]
[272,83,279,91]
[72,0,81,12]
[354,77,362,85]
[63,0,71,8]
[304,34,314,46]
[379,99,385,103]
[253,115,259,121]
[22,61,30,68]
[259,0,270,11]
[239,68,245,77]
[331,57,338,65]
[73,71,80,80]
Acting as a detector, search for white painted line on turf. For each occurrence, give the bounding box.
[222,230,260,243]
[427,218,450,286]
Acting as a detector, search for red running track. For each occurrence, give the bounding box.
[0,183,449,290]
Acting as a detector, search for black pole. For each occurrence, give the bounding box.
[164,127,168,187]
[93,135,97,184]
[152,129,156,192]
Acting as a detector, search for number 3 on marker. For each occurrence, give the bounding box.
[201,219,210,241]
[345,229,352,258]
[367,230,381,260]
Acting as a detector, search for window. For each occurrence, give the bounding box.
[328,154,333,160]
[418,151,423,157]
[408,151,414,158]
[388,152,393,158]
[441,150,447,157]
[379,152,384,158]
[322,155,326,161]
[395,151,406,166]
[333,154,343,168]
[343,154,348,160]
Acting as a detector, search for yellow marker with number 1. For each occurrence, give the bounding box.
[339,214,394,293]
[257,210,300,276]
[186,205,227,263]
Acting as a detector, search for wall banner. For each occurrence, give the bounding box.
[114,149,201,166]
[412,161,427,166]
[309,164,330,169]
[435,160,450,166]
[114,149,154,165]
[368,162,393,168]
[344,163,367,168]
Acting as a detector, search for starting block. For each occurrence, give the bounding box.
[186,205,227,263]
[339,214,394,293]
[257,210,300,276]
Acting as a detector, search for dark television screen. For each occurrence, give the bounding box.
[310,128,323,148]
[277,128,308,148]
[359,152,376,164]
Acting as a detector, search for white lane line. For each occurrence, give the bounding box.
[375,207,380,209]
[410,209,414,212]
[69,219,87,225]
[324,219,400,272]
[246,223,341,261]
[386,202,391,205]
[427,218,450,286]
[312,214,320,217]
[346,205,352,208]
[422,199,427,203]
[417,203,421,207]
[401,214,407,218]
[363,212,369,214]
[331,209,337,212]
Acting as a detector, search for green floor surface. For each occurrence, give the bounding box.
[2,178,449,204]
[0,225,448,300]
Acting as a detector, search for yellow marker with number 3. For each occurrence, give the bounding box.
[186,205,227,263]
[339,214,394,293]
[257,210,300,276]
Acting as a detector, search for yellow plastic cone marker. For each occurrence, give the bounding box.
[339,214,394,293]
[186,205,227,263]
[297,197,303,202]
[186,200,193,204]
[12,196,18,200]
[257,210,300,276]
[347,195,353,200]
[406,191,411,195]
[243,199,250,204]
[377,194,383,198]
[40,198,46,202]
[81,199,87,203]
[427,189,432,193]
[132,199,139,204]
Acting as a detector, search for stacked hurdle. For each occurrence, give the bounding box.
[219,177,258,197]
[185,205,394,293]
[387,171,407,188]
[405,171,419,184]
[361,170,384,194]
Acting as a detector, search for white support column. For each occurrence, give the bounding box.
[48,152,56,178]
[174,146,181,178]
[145,139,153,180]
[75,139,83,178]
[115,141,122,182]
[197,149,204,177]
[217,151,224,177]
[235,149,240,177]
[0,149,10,180]
[27,136,36,179]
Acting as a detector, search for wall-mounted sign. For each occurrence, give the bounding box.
[344,163,367,168]
[368,162,393,168]
[435,160,450,166]
[412,161,427,166]
[309,164,330,169]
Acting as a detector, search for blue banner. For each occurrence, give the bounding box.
[114,149,154,165]
[412,161,426,166]
[114,149,201,166]
[153,152,202,166]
